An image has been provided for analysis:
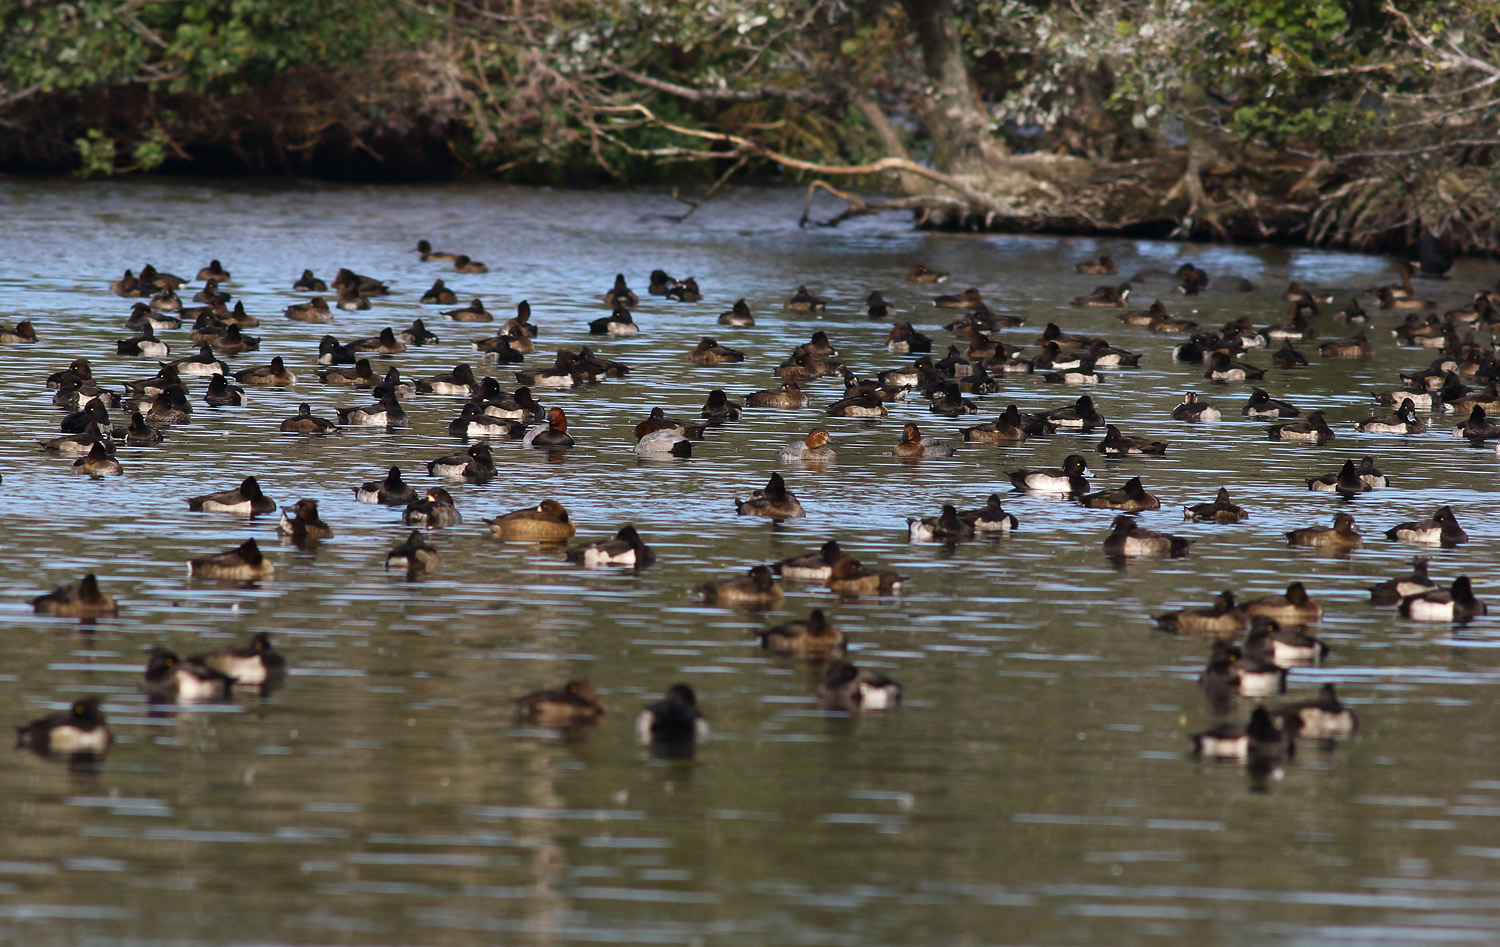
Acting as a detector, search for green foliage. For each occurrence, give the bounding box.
[73,128,116,178]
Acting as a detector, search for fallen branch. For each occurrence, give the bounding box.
[607,63,836,107]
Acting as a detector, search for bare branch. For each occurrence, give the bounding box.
[607,63,837,106]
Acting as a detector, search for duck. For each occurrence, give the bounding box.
[73,442,122,477]
[372,369,415,403]
[818,661,902,711]
[385,530,442,577]
[279,403,339,435]
[1204,351,1265,383]
[1171,392,1221,422]
[293,269,328,291]
[336,286,370,311]
[892,423,955,460]
[885,322,932,354]
[476,384,545,422]
[603,274,638,308]
[1009,455,1089,495]
[1243,616,1328,667]
[567,524,655,568]
[1273,684,1358,741]
[1243,581,1324,623]
[1356,400,1425,434]
[1075,254,1116,275]
[135,385,193,425]
[317,335,357,365]
[449,403,525,440]
[693,565,783,605]
[60,398,111,434]
[523,407,574,448]
[41,424,112,457]
[1319,331,1375,358]
[427,443,496,483]
[336,396,407,428]
[444,298,493,322]
[148,288,181,311]
[1154,591,1248,637]
[636,684,708,747]
[115,411,164,446]
[907,263,948,283]
[1369,557,1436,605]
[931,285,989,309]
[636,429,692,458]
[477,334,531,364]
[779,428,835,463]
[333,268,389,296]
[735,472,805,519]
[664,277,701,302]
[195,632,286,689]
[1453,406,1500,442]
[415,363,479,397]
[514,352,580,389]
[234,356,295,387]
[170,343,228,377]
[1377,286,1431,309]
[1043,395,1106,432]
[193,278,231,305]
[31,573,117,617]
[1242,388,1300,417]
[350,327,407,355]
[1306,459,1375,496]
[961,494,1020,533]
[1097,424,1168,456]
[1269,339,1310,368]
[115,324,169,358]
[278,498,334,542]
[488,499,576,542]
[14,698,113,756]
[773,541,848,582]
[929,381,981,413]
[142,647,234,702]
[827,557,905,596]
[187,476,276,516]
[1073,283,1130,307]
[355,467,420,505]
[907,504,977,543]
[744,383,809,409]
[824,390,888,418]
[759,609,845,657]
[1102,515,1190,558]
[189,538,274,580]
[634,407,706,441]
[1268,411,1336,444]
[1191,707,1295,766]
[958,406,1030,444]
[451,254,488,274]
[1400,576,1486,621]
[863,291,895,319]
[124,303,181,330]
[718,298,755,327]
[516,679,606,726]
[1286,513,1362,552]
[414,239,459,262]
[1081,476,1160,511]
[1335,298,1370,324]
[1200,641,1286,702]
[688,337,744,365]
[785,285,827,311]
[1264,313,1317,341]
[403,488,462,529]
[203,374,246,407]
[420,278,458,305]
[1385,505,1468,546]
[589,304,638,336]
[402,319,440,346]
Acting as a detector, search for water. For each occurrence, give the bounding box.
[1,178,1500,945]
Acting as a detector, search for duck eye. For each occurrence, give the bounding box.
[73,703,85,714]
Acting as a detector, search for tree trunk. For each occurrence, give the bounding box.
[901,0,1009,183]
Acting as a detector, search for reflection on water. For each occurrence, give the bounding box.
[2,179,1500,943]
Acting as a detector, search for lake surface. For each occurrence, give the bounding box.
[2,179,1500,945]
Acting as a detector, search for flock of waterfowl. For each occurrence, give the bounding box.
[13,235,1500,774]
